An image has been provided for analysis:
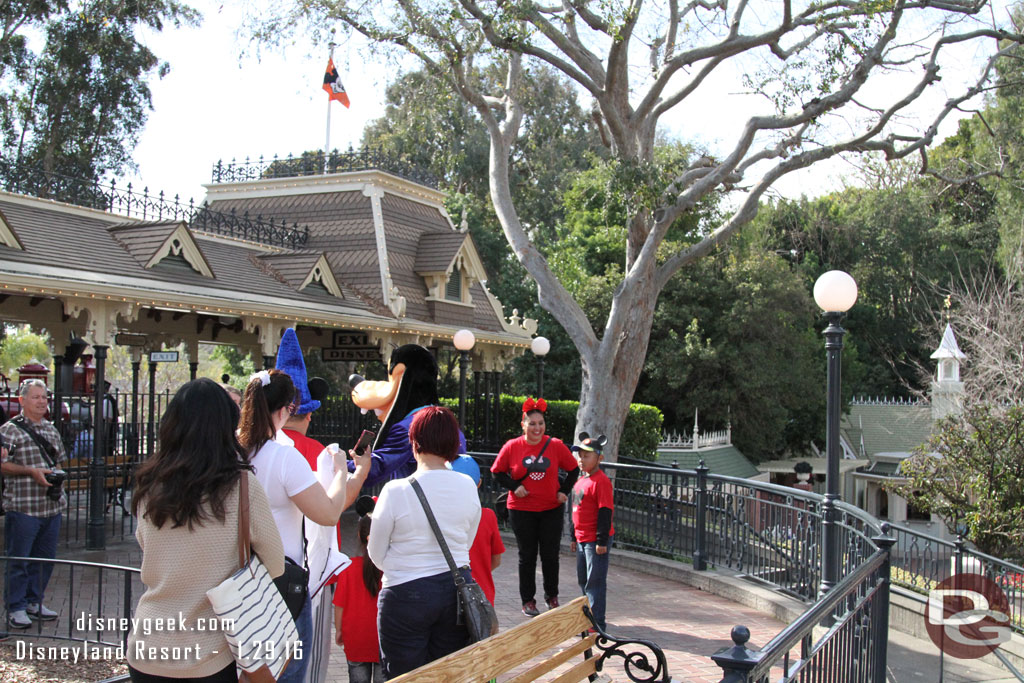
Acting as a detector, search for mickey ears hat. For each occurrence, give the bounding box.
[571,432,607,455]
[275,328,321,415]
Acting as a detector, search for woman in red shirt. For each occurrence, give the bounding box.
[490,398,579,617]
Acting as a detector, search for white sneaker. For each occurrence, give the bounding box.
[8,609,31,629]
[26,603,57,620]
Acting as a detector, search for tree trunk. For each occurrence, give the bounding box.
[574,262,658,462]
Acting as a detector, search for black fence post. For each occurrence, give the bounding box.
[694,459,709,571]
[872,524,895,682]
[711,625,759,683]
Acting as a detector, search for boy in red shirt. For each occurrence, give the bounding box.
[569,433,614,631]
[451,455,505,605]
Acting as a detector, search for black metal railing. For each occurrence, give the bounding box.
[210,148,440,189]
[0,162,309,249]
[0,556,141,649]
[888,522,1024,637]
[711,532,895,682]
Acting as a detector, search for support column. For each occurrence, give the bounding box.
[147,360,157,461]
[188,338,199,381]
[130,348,141,460]
[51,355,64,441]
[87,345,108,550]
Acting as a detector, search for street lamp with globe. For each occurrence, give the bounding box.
[812,270,857,597]
[530,336,550,396]
[454,329,475,428]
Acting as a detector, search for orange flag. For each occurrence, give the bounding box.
[322,58,351,108]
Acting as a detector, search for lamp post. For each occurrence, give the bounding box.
[454,329,475,428]
[813,270,858,597]
[531,336,550,396]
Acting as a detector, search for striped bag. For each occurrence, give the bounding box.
[206,474,300,682]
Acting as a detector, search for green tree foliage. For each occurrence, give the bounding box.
[892,405,1024,562]
[752,176,1000,397]
[0,325,51,379]
[0,0,198,180]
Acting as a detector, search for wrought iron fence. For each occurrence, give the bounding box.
[211,148,440,189]
[0,161,309,248]
[0,555,141,649]
[888,522,1024,637]
[712,535,894,682]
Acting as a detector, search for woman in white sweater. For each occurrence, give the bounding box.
[369,406,481,678]
[237,369,352,683]
[128,378,284,682]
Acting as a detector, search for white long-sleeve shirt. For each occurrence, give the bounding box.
[368,469,481,588]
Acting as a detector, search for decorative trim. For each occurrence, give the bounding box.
[203,169,446,206]
[0,208,24,250]
[363,185,392,309]
[300,254,344,298]
[144,223,215,278]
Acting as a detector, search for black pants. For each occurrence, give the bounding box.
[128,661,237,682]
[509,505,564,604]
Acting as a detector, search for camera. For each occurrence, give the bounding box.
[44,469,66,502]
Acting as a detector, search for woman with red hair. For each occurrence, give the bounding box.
[368,406,481,678]
[490,398,579,617]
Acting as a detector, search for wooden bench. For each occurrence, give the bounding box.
[390,596,671,683]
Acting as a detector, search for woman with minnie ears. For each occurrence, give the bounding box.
[490,398,579,617]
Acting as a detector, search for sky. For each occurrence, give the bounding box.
[123,0,1011,207]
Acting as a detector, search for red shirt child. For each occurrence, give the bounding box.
[332,556,380,664]
[469,507,505,605]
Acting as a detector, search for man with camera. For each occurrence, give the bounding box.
[0,379,66,630]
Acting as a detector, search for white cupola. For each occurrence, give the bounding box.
[930,324,966,421]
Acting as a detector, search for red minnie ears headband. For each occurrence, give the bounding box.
[522,397,547,414]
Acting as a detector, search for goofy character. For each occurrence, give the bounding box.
[348,344,466,487]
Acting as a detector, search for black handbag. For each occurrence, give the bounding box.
[410,478,499,643]
[273,519,309,620]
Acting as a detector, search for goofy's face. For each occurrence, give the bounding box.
[349,363,407,422]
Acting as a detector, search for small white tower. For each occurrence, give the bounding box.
[930,324,966,421]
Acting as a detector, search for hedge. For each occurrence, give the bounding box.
[441,395,663,462]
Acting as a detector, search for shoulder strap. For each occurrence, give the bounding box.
[511,436,553,487]
[409,477,465,586]
[10,415,58,468]
[238,472,252,570]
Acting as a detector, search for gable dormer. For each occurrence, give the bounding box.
[108,220,214,278]
[416,232,487,308]
[0,208,24,250]
[258,251,344,299]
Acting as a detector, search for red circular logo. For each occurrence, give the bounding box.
[925,573,1011,659]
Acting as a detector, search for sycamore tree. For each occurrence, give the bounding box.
[249,0,1024,458]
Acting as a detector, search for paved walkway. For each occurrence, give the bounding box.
[2,514,1021,682]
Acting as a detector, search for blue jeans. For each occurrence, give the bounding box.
[347,660,385,683]
[277,593,312,683]
[4,511,61,612]
[377,569,471,679]
[576,538,612,630]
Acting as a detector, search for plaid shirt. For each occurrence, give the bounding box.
[1,417,66,517]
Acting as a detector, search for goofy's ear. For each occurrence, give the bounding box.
[595,435,608,448]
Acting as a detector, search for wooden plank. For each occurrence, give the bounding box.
[388,596,594,683]
[548,655,599,683]
[505,634,598,683]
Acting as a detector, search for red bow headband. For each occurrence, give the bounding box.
[522,397,547,414]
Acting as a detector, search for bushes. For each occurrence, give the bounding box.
[443,394,662,461]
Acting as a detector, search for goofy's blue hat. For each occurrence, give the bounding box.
[275,328,320,415]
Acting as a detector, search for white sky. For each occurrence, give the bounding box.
[123,0,1012,206]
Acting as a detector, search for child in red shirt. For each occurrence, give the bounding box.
[451,455,506,605]
[333,497,383,683]
[569,433,614,631]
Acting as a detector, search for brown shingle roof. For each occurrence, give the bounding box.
[415,231,467,273]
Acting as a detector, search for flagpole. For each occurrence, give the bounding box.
[324,43,335,174]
